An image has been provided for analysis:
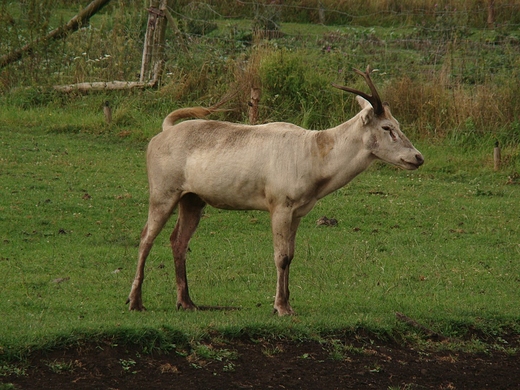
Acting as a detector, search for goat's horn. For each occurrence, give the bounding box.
[332,65,384,116]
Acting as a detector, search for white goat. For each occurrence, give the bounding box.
[127,66,424,316]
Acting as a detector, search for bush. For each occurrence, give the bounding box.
[258,49,339,128]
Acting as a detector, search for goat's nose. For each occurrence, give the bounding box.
[415,154,425,166]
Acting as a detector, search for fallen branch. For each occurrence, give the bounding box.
[0,0,112,69]
[53,80,157,93]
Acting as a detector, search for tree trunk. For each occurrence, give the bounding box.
[0,0,112,69]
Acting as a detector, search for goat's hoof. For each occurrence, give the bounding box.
[177,302,198,311]
[128,305,146,311]
[273,307,295,316]
[127,298,146,311]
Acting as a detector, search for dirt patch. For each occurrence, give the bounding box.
[3,335,520,389]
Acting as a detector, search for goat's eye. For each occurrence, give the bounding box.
[382,125,391,131]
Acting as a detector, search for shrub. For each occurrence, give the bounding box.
[258,48,339,128]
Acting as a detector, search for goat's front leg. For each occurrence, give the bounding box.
[270,210,301,316]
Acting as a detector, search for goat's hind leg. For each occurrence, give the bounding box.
[127,198,178,311]
[171,193,206,311]
[270,209,301,316]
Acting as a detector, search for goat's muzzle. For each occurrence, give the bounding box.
[400,154,424,170]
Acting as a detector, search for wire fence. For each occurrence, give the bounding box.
[2,1,520,137]
[168,0,520,28]
[163,1,520,84]
[2,1,520,84]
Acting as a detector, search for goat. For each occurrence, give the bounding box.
[127,66,424,316]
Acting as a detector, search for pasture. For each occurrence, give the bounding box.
[1,102,519,347]
[2,101,520,388]
[1,1,520,387]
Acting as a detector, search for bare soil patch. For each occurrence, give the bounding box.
[4,332,520,390]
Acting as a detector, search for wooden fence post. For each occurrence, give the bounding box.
[140,0,160,83]
[318,2,326,24]
[103,101,112,124]
[151,0,169,84]
[494,141,501,171]
[140,0,169,85]
[53,0,170,92]
[487,0,495,29]
[249,87,261,125]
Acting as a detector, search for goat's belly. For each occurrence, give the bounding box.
[184,180,269,211]
[202,198,265,211]
[196,192,268,211]
[182,158,270,210]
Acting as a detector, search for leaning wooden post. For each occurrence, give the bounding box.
[494,141,501,171]
[249,87,261,125]
[487,0,496,29]
[140,0,160,83]
[150,0,169,85]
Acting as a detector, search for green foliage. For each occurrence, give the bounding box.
[258,48,340,128]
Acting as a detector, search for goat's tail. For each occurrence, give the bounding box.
[162,92,237,129]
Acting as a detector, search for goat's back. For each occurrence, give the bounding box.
[146,119,319,211]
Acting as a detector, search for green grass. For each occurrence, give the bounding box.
[1,103,519,362]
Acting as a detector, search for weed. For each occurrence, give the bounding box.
[261,344,285,357]
[222,362,236,372]
[190,343,238,362]
[45,359,77,374]
[119,358,137,374]
[0,364,27,377]
[327,339,367,361]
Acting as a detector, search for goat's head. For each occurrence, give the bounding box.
[333,66,424,170]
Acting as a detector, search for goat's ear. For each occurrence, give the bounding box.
[356,96,375,125]
[356,95,371,109]
[360,108,374,125]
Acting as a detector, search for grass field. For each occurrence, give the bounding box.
[1,102,519,362]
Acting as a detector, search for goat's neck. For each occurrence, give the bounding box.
[313,117,374,198]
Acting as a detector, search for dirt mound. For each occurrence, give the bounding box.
[4,335,520,389]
